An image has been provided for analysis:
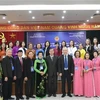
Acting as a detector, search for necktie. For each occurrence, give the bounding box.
[51,56,53,61]
[64,55,68,69]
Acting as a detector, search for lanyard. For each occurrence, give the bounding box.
[93,58,97,67]
[31,60,33,66]
[75,58,80,66]
[85,60,89,66]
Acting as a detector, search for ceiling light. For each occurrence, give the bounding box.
[86,20,89,22]
[29,10,32,13]
[62,16,64,19]
[8,21,11,23]
[2,16,6,19]
[96,10,99,14]
[63,10,66,13]
[91,16,93,19]
[32,16,35,19]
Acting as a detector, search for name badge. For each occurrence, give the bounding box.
[85,66,89,70]
[12,66,14,71]
[75,66,78,70]
[31,66,34,72]
[40,65,43,70]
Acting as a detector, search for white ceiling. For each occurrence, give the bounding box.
[0,0,100,24]
[0,0,100,5]
[0,10,100,24]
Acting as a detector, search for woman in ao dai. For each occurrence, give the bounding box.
[73,50,84,96]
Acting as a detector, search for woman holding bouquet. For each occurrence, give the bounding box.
[34,51,47,98]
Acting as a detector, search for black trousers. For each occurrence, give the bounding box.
[3,77,12,99]
[15,75,24,98]
[25,72,35,97]
[48,75,57,95]
[61,70,71,95]
[0,79,2,97]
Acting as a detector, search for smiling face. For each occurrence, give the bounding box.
[70,41,74,47]
[86,39,90,45]
[28,51,34,59]
[93,38,98,44]
[93,52,98,58]
[16,41,20,46]
[45,41,50,47]
[62,47,68,55]
[38,53,43,59]
[22,42,25,47]
[85,53,90,59]
[62,41,66,47]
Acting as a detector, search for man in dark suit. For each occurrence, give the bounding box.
[14,50,25,100]
[2,48,16,100]
[58,47,74,98]
[46,48,58,97]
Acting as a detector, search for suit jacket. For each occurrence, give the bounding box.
[84,45,94,60]
[58,55,74,75]
[24,58,35,78]
[14,57,25,78]
[43,47,50,57]
[46,55,58,76]
[2,56,15,78]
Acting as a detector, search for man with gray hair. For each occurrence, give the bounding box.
[58,47,74,98]
[2,48,16,100]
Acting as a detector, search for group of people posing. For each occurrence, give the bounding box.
[0,37,100,100]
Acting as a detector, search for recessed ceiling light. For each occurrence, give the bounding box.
[29,10,32,13]
[91,16,93,19]
[32,16,35,19]
[2,16,6,19]
[96,10,99,14]
[63,10,66,13]
[8,21,11,23]
[86,20,89,22]
[62,16,64,19]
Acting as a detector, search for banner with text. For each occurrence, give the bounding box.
[27,31,86,48]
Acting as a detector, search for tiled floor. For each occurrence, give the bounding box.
[12,95,100,100]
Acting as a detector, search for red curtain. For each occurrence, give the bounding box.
[0,32,24,44]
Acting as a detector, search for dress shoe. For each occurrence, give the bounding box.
[19,96,24,99]
[30,95,35,98]
[67,94,72,97]
[26,97,29,100]
[48,94,52,97]
[8,97,14,99]
[61,94,66,98]
[53,94,56,97]
[16,98,19,100]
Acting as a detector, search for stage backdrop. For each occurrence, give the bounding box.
[26,31,86,48]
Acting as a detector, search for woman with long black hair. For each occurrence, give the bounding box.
[54,42,61,56]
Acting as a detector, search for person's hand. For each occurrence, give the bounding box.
[13,76,17,80]
[59,73,62,76]
[86,69,89,73]
[46,74,48,77]
[71,73,73,76]
[84,69,86,73]
[24,77,28,81]
[4,77,8,81]
[94,67,96,70]
[40,71,44,76]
